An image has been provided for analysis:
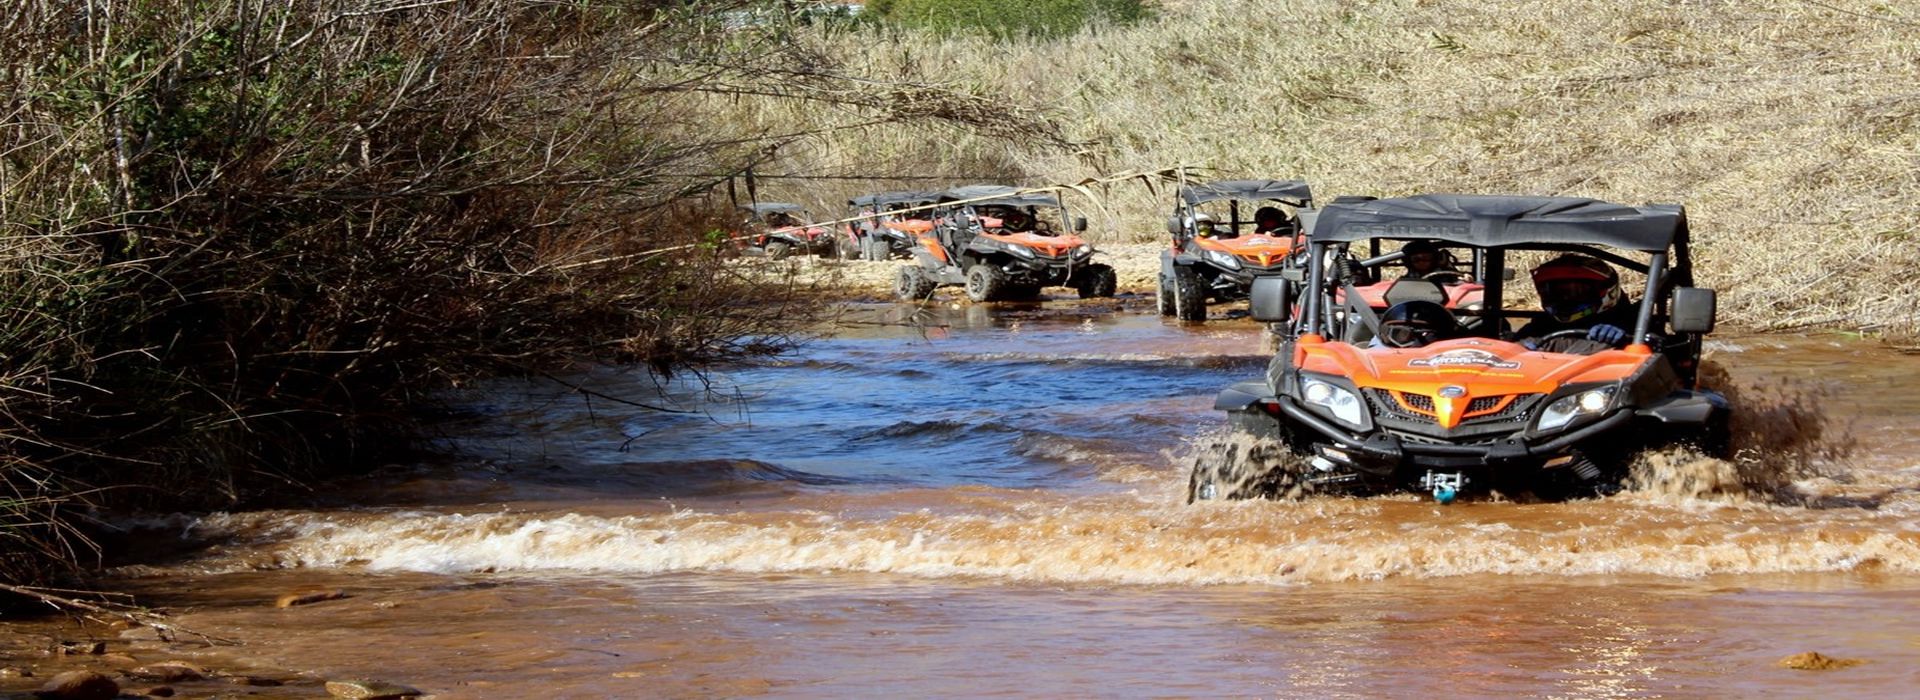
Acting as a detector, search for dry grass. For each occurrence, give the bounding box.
[739,0,1920,333]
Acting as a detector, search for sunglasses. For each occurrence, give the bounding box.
[1381,323,1438,348]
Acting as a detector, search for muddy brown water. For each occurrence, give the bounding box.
[9,302,1920,698]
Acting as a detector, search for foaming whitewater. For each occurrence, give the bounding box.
[134,325,1920,589]
[162,478,1920,585]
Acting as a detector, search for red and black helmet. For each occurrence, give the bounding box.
[1531,254,1623,323]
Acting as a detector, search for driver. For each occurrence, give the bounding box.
[1253,206,1294,237]
[998,209,1035,232]
[1400,240,1454,279]
[1371,300,1463,348]
[1515,254,1637,351]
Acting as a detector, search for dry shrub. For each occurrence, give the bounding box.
[0,0,1007,584]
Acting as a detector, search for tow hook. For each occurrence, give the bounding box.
[1420,471,1467,504]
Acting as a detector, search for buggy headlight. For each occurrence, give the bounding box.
[1300,377,1365,429]
[1006,243,1035,258]
[1537,387,1617,432]
[1076,244,1092,256]
[1203,249,1242,270]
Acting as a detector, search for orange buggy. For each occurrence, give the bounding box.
[1196,194,1726,503]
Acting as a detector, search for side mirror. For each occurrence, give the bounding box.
[1501,268,1518,282]
[1165,216,1183,236]
[1249,276,1294,323]
[1671,287,1717,334]
[1074,216,1088,232]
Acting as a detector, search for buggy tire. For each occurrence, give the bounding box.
[965,264,1007,303]
[1186,419,1309,503]
[895,266,936,301]
[1155,272,1175,316]
[1172,264,1208,321]
[1076,264,1117,299]
[765,241,793,260]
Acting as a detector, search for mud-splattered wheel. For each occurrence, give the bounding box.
[965,264,1006,302]
[895,266,935,301]
[1076,264,1117,299]
[1155,272,1175,316]
[1187,410,1309,502]
[1171,265,1207,321]
[764,240,792,260]
[1186,435,1310,503]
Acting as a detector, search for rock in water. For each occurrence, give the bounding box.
[276,589,349,608]
[1776,651,1866,670]
[129,662,206,682]
[35,671,119,700]
[325,679,424,699]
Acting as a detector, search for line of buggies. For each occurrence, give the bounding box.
[755,185,1118,302]
[738,187,1114,303]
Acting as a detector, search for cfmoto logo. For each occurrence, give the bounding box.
[1438,385,1467,398]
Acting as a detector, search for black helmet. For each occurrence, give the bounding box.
[1401,240,1439,256]
[1254,206,1286,227]
[1401,240,1442,274]
[1379,300,1460,348]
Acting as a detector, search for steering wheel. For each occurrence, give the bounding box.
[1032,220,1053,233]
[1423,271,1467,285]
[1535,328,1626,348]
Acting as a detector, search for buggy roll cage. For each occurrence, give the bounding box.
[1170,179,1315,238]
[1289,195,1696,348]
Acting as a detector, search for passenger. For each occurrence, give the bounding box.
[1192,213,1224,239]
[1253,206,1294,237]
[999,209,1036,232]
[1371,300,1463,349]
[1400,240,1452,279]
[1515,254,1638,351]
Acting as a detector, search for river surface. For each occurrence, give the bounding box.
[18,302,1920,697]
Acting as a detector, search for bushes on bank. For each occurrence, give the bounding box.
[0,1,841,584]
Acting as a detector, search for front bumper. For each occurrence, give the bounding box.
[1274,398,1637,473]
[999,254,1098,282]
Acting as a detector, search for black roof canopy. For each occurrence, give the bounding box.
[937,185,1061,208]
[1309,195,1685,252]
[1178,179,1314,206]
[848,191,935,207]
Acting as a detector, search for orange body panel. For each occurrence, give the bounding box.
[979,231,1087,257]
[885,220,934,234]
[1294,337,1646,429]
[771,225,828,241]
[1195,234,1302,267]
[913,230,950,263]
[1335,279,1485,309]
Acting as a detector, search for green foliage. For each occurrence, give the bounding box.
[871,0,1150,40]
